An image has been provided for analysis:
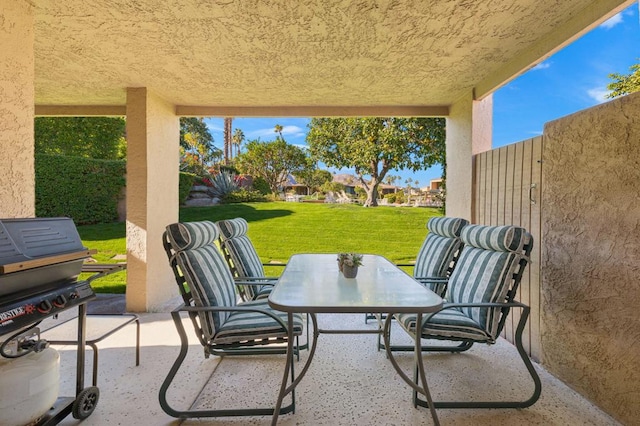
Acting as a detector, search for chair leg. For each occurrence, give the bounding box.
[414,306,542,410]
[159,311,296,419]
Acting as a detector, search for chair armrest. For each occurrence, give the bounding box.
[175,303,290,333]
[235,276,278,283]
[414,276,448,282]
[421,301,529,327]
[234,280,276,288]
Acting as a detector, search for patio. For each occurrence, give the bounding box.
[3,1,639,424]
[46,296,618,426]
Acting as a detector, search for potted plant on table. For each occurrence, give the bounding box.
[337,253,363,278]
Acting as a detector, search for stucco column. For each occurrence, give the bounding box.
[445,92,492,220]
[0,1,35,217]
[126,88,179,312]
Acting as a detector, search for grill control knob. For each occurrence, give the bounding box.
[37,300,53,313]
[53,294,67,308]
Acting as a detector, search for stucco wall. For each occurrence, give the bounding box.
[125,88,179,312]
[0,1,35,217]
[541,91,640,425]
[446,92,492,221]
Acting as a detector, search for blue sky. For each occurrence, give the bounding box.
[205,4,638,188]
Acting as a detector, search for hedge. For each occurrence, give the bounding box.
[35,154,125,225]
[179,172,197,205]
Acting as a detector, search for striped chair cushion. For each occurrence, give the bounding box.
[427,216,468,239]
[396,309,492,342]
[166,221,238,341]
[217,218,267,299]
[214,299,304,345]
[166,220,219,251]
[414,217,468,279]
[444,224,528,339]
[217,217,249,239]
[460,224,527,253]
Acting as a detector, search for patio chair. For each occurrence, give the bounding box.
[402,216,469,296]
[159,220,304,419]
[217,217,310,351]
[386,224,541,410]
[367,216,468,326]
[216,217,283,301]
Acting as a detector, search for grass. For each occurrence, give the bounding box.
[77,202,442,293]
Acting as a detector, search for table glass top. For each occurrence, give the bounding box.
[268,254,443,313]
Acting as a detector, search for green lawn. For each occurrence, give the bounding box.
[77,202,442,293]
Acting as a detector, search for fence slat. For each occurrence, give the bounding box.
[472,137,542,360]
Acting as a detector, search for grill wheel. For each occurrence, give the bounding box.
[72,386,100,419]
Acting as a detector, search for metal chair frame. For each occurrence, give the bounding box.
[386,232,542,410]
[159,230,300,419]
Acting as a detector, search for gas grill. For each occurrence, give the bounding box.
[0,217,98,425]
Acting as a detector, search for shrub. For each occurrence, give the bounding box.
[35,154,125,225]
[208,171,239,199]
[321,181,345,194]
[385,193,397,204]
[179,172,197,205]
[252,176,271,194]
[223,189,266,203]
[266,193,282,202]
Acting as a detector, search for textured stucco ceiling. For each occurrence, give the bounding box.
[34,0,624,110]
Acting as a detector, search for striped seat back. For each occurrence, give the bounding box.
[217,218,266,299]
[165,221,237,342]
[414,216,469,278]
[446,224,531,339]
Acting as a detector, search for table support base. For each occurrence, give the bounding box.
[383,313,440,426]
[272,313,319,425]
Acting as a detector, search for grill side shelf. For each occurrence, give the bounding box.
[0,249,96,275]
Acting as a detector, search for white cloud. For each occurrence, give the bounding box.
[599,13,623,29]
[531,61,551,71]
[587,88,610,103]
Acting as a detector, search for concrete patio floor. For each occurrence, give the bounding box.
[42,296,619,426]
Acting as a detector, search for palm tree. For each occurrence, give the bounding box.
[224,117,232,163]
[274,124,284,141]
[232,128,245,157]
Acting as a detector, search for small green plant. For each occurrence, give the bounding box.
[208,170,239,199]
[223,188,266,203]
[337,252,363,268]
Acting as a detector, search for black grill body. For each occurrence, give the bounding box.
[0,217,98,425]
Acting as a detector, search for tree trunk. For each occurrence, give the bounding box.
[363,181,380,207]
[223,117,232,163]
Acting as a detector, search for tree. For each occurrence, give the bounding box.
[34,117,126,159]
[224,117,233,163]
[294,166,333,194]
[179,117,220,174]
[306,117,446,207]
[607,63,640,98]
[232,128,245,157]
[383,174,401,187]
[274,124,284,140]
[236,139,310,193]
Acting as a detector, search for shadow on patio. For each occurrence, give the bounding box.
[46,306,618,426]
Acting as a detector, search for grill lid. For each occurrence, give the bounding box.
[0,218,89,274]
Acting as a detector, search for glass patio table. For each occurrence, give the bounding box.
[268,253,444,425]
